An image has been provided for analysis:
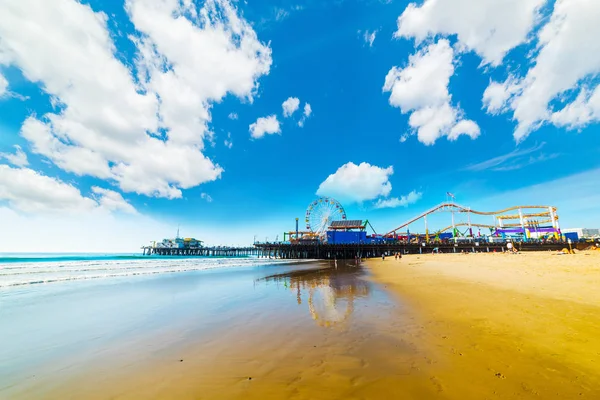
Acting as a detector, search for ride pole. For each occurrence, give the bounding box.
[468,207,472,238]
[424,214,429,243]
[451,207,456,243]
[519,208,526,242]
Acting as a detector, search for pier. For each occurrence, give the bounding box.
[252,241,571,259]
[142,246,259,257]
[142,241,572,259]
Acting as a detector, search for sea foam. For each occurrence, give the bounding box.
[0,256,304,287]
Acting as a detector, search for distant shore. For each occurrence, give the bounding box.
[367,251,600,398]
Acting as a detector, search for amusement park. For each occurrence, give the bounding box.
[142,193,599,258]
[279,195,567,246]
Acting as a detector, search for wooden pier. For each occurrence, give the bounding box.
[142,246,259,257]
[142,241,571,259]
[253,241,571,259]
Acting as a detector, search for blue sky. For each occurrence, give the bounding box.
[0,0,599,251]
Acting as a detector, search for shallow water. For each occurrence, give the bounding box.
[0,258,402,399]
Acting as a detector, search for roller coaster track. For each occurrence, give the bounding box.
[433,220,553,234]
[385,202,557,236]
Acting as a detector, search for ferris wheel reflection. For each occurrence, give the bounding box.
[257,262,371,328]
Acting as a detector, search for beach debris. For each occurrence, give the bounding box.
[494,372,506,379]
[248,377,252,380]
[179,359,184,362]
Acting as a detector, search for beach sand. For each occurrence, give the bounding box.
[368,250,600,399]
[4,252,600,399]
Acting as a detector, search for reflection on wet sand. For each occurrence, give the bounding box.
[257,262,370,327]
[4,261,415,400]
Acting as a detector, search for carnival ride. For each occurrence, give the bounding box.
[305,197,347,236]
[384,202,561,242]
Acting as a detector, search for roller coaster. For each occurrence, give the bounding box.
[384,203,560,242]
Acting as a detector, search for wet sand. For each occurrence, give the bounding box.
[3,261,430,399]
[3,253,600,399]
[368,251,600,399]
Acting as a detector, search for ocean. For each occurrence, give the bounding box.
[0,253,298,288]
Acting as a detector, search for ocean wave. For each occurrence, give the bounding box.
[0,257,313,288]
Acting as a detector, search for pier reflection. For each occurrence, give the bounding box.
[258,262,371,327]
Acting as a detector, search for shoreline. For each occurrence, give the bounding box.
[4,253,600,399]
[366,251,600,398]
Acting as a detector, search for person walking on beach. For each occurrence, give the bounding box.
[382,253,385,261]
[394,253,398,260]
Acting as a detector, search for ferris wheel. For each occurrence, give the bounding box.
[305,197,347,235]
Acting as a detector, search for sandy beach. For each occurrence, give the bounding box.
[368,251,600,399]
[2,252,600,399]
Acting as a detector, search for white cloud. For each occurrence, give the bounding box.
[249,115,281,139]
[282,97,300,117]
[396,0,546,66]
[0,0,271,199]
[201,192,213,202]
[228,112,238,120]
[364,30,377,47]
[483,0,600,140]
[304,103,312,117]
[449,120,480,141]
[224,132,233,148]
[464,142,546,171]
[298,103,312,127]
[0,72,7,97]
[0,164,135,214]
[317,162,393,203]
[91,186,137,214]
[0,145,28,167]
[399,133,409,143]
[551,87,600,129]
[482,78,522,114]
[383,39,480,145]
[373,190,422,209]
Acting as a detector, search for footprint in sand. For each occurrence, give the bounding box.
[429,376,444,392]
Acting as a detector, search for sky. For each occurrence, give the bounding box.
[0,0,599,252]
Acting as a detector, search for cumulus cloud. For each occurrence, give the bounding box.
[383,39,480,145]
[396,0,545,66]
[0,145,28,167]
[0,164,135,214]
[482,0,600,140]
[91,186,137,214]
[551,87,600,129]
[482,78,522,115]
[316,162,393,203]
[373,190,422,209]
[304,103,312,117]
[249,115,281,139]
[228,112,238,120]
[282,97,300,117]
[0,0,271,199]
[298,103,312,127]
